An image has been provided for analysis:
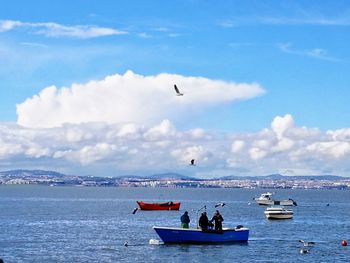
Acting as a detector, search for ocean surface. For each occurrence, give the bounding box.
[0,186,349,262]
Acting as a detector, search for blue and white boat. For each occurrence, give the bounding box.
[153,226,249,244]
[264,206,293,220]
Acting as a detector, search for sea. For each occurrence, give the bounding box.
[0,185,349,263]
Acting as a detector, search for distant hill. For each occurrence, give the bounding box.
[284,175,345,180]
[218,173,345,181]
[0,169,66,177]
[0,170,346,181]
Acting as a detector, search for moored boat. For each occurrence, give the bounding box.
[137,201,180,211]
[153,226,249,243]
[254,192,297,206]
[264,206,293,220]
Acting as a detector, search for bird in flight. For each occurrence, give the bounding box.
[190,159,195,166]
[215,203,226,208]
[174,84,183,96]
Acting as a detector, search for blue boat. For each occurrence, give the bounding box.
[153,226,249,244]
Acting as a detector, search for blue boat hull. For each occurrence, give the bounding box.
[153,226,249,244]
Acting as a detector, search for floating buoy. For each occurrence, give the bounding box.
[341,240,347,246]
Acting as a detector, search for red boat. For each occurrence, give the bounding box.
[136,201,181,211]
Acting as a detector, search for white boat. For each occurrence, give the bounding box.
[253,192,297,206]
[264,206,293,220]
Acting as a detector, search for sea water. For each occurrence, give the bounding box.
[0,186,349,262]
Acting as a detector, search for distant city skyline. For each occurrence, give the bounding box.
[1,1,350,177]
[1,169,349,190]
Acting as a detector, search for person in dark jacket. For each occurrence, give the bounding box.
[180,211,190,228]
[198,211,210,230]
[210,210,224,231]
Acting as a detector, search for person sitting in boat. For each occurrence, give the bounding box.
[180,211,190,228]
[210,210,224,231]
[199,211,210,230]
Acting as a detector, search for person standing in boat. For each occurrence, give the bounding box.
[180,211,190,228]
[198,211,210,230]
[210,210,224,231]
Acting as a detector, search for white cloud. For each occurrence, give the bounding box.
[277,43,339,61]
[252,139,270,149]
[260,16,350,26]
[137,32,152,38]
[16,70,265,128]
[25,146,51,158]
[144,120,176,141]
[271,114,294,139]
[327,128,350,141]
[219,21,236,28]
[249,147,268,160]
[188,128,208,139]
[306,141,350,159]
[0,20,23,32]
[168,33,180,38]
[171,145,211,165]
[0,19,127,38]
[272,137,294,152]
[115,123,141,138]
[2,114,350,177]
[0,143,23,158]
[68,143,117,165]
[231,140,245,153]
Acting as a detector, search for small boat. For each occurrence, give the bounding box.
[153,226,249,244]
[264,206,293,220]
[253,192,297,206]
[136,201,180,211]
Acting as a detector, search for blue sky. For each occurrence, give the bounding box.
[1,1,350,177]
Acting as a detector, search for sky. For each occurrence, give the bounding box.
[1,0,350,178]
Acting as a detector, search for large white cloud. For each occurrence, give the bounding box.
[2,114,350,177]
[16,70,265,128]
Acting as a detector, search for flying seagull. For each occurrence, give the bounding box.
[174,84,183,96]
[215,203,226,208]
[190,159,195,166]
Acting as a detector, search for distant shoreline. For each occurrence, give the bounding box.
[1,170,349,190]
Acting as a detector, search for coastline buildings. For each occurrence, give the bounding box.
[0,170,349,190]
